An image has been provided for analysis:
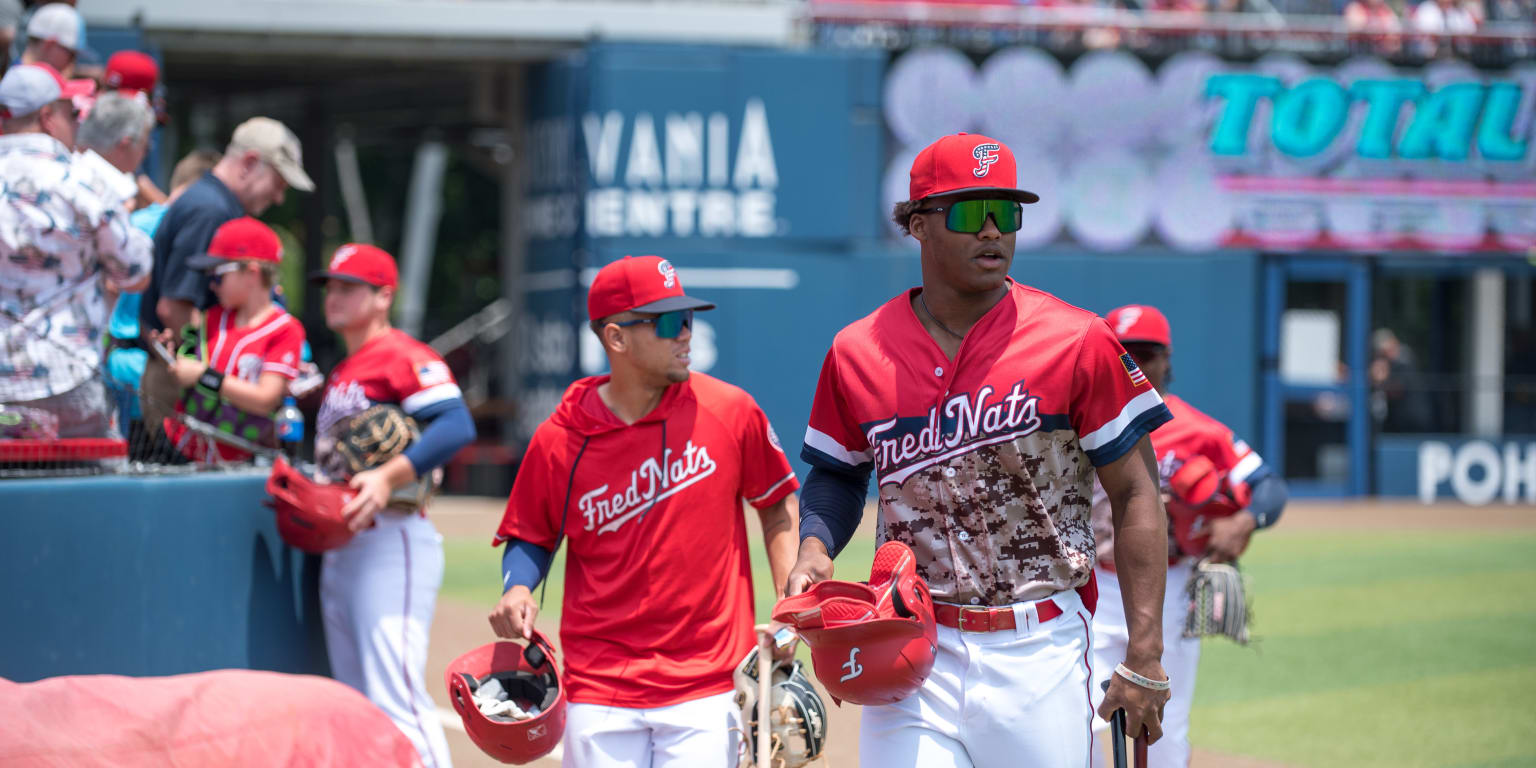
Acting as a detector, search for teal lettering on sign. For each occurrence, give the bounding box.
[1478,82,1529,162]
[1400,82,1486,161]
[1272,78,1349,158]
[1350,79,1425,159]
[1206,74,1282,156]
[1205,71,1528,163]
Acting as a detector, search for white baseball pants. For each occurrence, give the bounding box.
[562,689,741,768]
[860,588,1097,768]
[1090,561,1199,768]
[321,511,452,768]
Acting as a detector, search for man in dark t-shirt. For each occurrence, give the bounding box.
[140,116,313,334]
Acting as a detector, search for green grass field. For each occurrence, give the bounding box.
[439,526,1536,767]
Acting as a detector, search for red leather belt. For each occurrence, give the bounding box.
[934,598,1063,633]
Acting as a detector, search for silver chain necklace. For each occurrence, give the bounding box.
[918,292,967,340]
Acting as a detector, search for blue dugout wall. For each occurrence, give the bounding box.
[0,473,328,682]
[520,43,1265,482]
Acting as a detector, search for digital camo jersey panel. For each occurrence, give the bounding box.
[804,281,1171,606]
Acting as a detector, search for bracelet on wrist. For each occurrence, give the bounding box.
[1115,662,1171,691]
[196,368,225,395]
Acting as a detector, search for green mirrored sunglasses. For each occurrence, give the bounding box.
[917,199,1024,234]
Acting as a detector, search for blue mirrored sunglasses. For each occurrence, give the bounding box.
[611,309,693,339]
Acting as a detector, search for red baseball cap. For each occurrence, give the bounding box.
[105,51,159,96]
[909,133,1039,204]
[587,255,715,321]
[1106,304,1172,348]
[308,243,399,289]
[187,217,283,269]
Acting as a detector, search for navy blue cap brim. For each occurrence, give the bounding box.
[308,271,378,286]
[924,186,1040,204]
[631,295,716,314]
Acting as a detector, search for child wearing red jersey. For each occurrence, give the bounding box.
[310,244,477,768]
[491,256,800,768]
[159,217,304,462]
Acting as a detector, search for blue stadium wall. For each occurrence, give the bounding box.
[0,473,329,682]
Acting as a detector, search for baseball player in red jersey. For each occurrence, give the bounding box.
[158,217,305,462]
[1090,304,1288,768]
[491,256,801,768]
[311,244,478,768]
[786,134,1175,768]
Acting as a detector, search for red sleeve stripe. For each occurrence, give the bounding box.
[804,425,871,467]
[1079,389,1166,451]
[746,472,798,505]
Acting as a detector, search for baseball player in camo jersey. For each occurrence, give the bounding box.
[786,133,1175,768]
[1090,304,1288,768]
[490,256,801,768]
[311,243,478,768]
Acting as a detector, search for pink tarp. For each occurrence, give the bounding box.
[0,669,422,767]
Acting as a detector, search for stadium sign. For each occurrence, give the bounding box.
[1207,74,1527,163]
[579,99,779,239]
[1416,439,1536,505]
[881,48,1536,253]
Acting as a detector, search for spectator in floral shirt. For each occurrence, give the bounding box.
[0,63,152,438]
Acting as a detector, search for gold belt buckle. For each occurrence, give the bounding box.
[958,606,992,632]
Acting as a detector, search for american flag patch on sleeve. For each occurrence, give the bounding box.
[1121,353,1149,387]
[415,360,452,387]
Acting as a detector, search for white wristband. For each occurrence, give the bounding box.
[1115,663,1171,691]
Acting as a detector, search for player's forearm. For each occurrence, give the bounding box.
[1102,438,1169,668]
[1112,492,1169,666]
[757,494,800,599]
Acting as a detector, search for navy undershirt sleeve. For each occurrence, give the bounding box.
[800,465,869,558]
[1248,474,1288,529]
[402,398,476,476]
[501,538,553,593]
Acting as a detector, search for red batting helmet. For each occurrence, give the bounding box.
[445,632,566,765]
[265,458,356,553]
[1167,455,1245,557]
[772,541,938,706]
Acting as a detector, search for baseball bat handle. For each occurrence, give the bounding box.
[1101,679,1128,768]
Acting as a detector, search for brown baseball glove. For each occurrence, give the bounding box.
[322,404,438,511]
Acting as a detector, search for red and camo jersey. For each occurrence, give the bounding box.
[166,304,304,462]
[315,328,461,478]
[803,280,1172,606]
[1091,393,1273,566]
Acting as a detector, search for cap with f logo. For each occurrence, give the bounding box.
[907,133,1039,204]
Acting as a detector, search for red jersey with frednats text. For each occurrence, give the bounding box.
[495,372,798,709]
[315,328,461,476]
[803,280,1171,607]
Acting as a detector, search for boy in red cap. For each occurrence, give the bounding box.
[787,133,1174,768]
[310,243,476,768]
[490,255,801,767]
[154,217,304,462]
[1089,304,1288,768]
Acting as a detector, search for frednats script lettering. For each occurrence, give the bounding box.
[579,440,718,534]
[866,381,1042,474]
